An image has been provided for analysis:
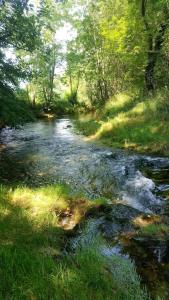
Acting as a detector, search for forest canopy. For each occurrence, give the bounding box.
[0,0,169,122]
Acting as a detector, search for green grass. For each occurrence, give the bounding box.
[76,119,101,136]
[75,90,169,156]
[53,243,149,300]
[132,214,169,237]
[0,184,148,299]
[0,92,36,128]
[138,223,169,236]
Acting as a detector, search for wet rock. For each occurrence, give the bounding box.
[104,151,118,159]
[130,236,169,262]
[100,222,135,238]
[109,204,140,221]
[98,204,140,238]
[85,204,112,218]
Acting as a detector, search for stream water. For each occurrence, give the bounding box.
[0,118,169,299]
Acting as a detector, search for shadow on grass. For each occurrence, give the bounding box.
[0,185,149,300]
[0,186,66,299]
[102,93,139,120]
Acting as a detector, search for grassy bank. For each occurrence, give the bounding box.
[0,184,148,299]
[0,92,36,128]
[75,91,169,156]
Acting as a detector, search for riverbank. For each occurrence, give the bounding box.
[0,94,37,129]
[0,95,77,129]
[0,184,148,299]
[75,91,169,156]
[1,117,169,299]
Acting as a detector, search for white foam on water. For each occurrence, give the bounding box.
[120,171,159,212]
[125,171,155,191]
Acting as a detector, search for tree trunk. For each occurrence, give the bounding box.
[69,73,73,95]
[98,79,105,103]
[103,79,109,101]
[26,86,31,104]
[145,36,154,91]
[32,94,36,107]
[141,0,168,91]
[49,57,56,105]
[145,24,167,91]
[43,86,48,107]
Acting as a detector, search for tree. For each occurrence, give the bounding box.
[24,0,63,108]
[141,0,169,91]
[0,0,39,96]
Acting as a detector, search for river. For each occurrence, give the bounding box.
[0,118,169,299]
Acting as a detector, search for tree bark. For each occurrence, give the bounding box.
[43,85,48,107]
[32,94,36,107]
[49,58,56,105]
[141,0,168,91]
[145,25,167,91]
[69,73,73,95]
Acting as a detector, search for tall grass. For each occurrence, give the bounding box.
[75,90,169,155]
[0,184,148,299]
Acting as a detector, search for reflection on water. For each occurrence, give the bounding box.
[1,118,169,298]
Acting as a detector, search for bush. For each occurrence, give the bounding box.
[0,89,35,128]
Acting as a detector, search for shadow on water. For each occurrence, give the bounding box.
[1,117,169,299]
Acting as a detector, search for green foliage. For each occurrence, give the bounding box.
[0,89,35,127]
[63,0,169,104]
[51,99,75,114]
[64,89,78,105]
[0,1,39,51]
[0,0,39,127]
[1,0,169,125]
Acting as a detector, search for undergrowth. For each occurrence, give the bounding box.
[0,93,35,128]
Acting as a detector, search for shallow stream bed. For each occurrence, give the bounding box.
[0,118,169,299]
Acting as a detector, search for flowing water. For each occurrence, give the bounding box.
[0,118,169,299]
